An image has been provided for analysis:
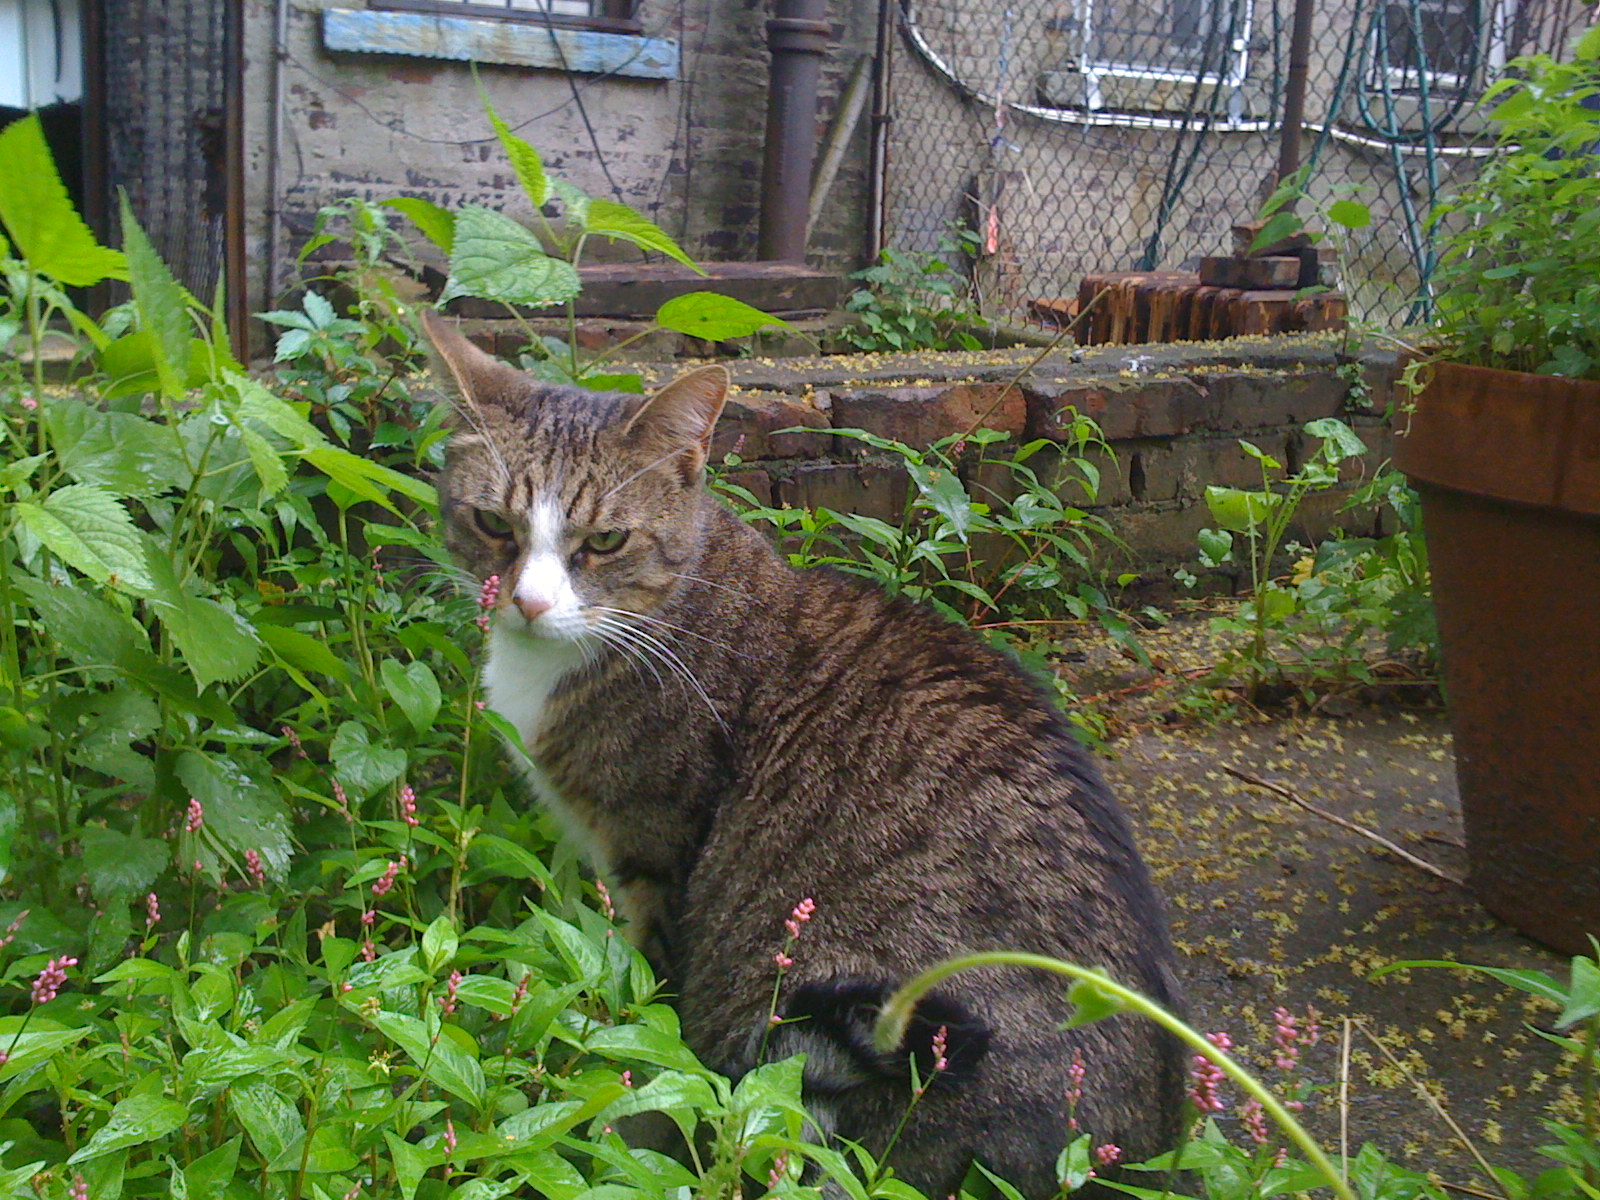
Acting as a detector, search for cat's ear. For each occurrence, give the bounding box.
[419,308,528,416]
[622,364,730,482]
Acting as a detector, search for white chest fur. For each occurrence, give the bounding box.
[482,623,611,870]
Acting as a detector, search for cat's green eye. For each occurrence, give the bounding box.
[582,530,630,555]
[474,509,516,539]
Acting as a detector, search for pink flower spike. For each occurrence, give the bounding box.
[773,952,794,969]
[443,1117,458,1156]
[930,1025,949,1074]
[620,1069,632,1087]
[768,1151,790,1189]
[144,893,160,929]
[244,849,266,887]
[30,955,78,1005]
[1240,1098,1270,1145]
[595,879,616,922]
[1094,1144,1122,1168]
[184,798,204,832]
[371,858,403,897]
[476,574,501,632]
[69,1175,87,1200]
[1188,1032,1231,1114]
[399,784,419,827]
[784,897,816,938]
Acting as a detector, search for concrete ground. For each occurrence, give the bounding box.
[1086,648,1577,1188]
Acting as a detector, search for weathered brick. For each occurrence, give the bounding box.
[1130,433,1292,504]
[1025,376,1209,442]
[773,459,911,524]
[712,391,831,460]
[1197,370,1350,431]
[830,383,1027,448]
[714,467,773,508]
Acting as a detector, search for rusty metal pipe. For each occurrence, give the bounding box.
[758,0,829,262]
[1275,0,1316,184]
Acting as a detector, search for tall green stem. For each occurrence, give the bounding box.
[873,952,1358,1200]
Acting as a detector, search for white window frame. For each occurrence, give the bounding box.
[1365,0,1514,96]
[1070,0,1255,112]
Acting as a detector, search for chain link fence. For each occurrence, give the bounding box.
[880,0,1588,329]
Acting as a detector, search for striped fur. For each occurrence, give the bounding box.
[424,312,1186,1198]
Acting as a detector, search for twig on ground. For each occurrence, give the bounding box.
[1339,1017,1352,1180]
[1221,764,1465,887]
[1351,1020,1512,1200]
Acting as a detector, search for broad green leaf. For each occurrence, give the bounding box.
[304,445,436,516]
[143,546,260,690]
[594,1071,719,1124]
[583,199,702,272]
[908,462,974,539]
[1063,976,1130,1027]
[16,484,153,592]
[549,178,590,228]
[228,1082,303,1168]
[0,114,127,285]
[534,909,605,986]
[10,575,149,669]
[80,828,169,902]
[1197,527,1233,565]
[119,193,193,400]
[330,721,407,796]
[655,291,788,340]
[1259,582,1296,620]
[421,913,459,974]
[1248,210,1303,254]
[0,1024,90,1082]
[258,625,350,683]
[1304,416,1367,461]
[383,196,456,254]
[582,1025,709,1073]
[228,371,327,449]
[175,749,293,877]
[237,426,289,496]
[183,1044,302,1090]
[1558,956,1600,1028]
[368,1010,486,1105]
[385,1131,434,1200]
[441,205,580,308]
[1204,485,1281,533]
[0,451,46,495]
[486,105,550,208]
[181,1138,240,1200]
[68,1093,188,1162]
[0,793,18,886]
[452,974,517,1015]
[47,402,192,497]
[1326,199,1371,229]
[382,658,442,733]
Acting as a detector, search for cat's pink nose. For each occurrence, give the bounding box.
[514,592,552,622]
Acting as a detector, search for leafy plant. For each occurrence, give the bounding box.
[841,228,991,353]
[378,98,791,391]
[1426,23,1600,380]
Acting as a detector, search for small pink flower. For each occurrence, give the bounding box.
[332,780,350,819]
[361,940,375,963]
[930,1025,949,1074]
[399,784,419,827]
[1240,1098,1270,1145]
[784,897,816,938]
[281,725,306,759]
[144,893,160,929]
[19,395,37,412]
[438,970,461,1016]
[244,849,266,887]
[371,857,406,897]
[0,1050,10,1066]
[1188,1032,1231,1114]
[185,798,204,832]
[443,1117,458,1155]
[595,879,616,922]
[361,910,376,927]
[1094,1144,1122,1168]
[0,909,27,950]
[1065,1049,1086,1131]
[342,1183,361,1200]
[476,575,501,632]
[1272,1007,1300,1070]
[30,955,77,1004]
[773,952,793,969]
[69,1174,87,1200]
[509,974,530,1014]
[768,1151,790,1189]
[620,1069,632,1087]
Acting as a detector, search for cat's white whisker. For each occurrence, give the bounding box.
[599,447,690,503]
[587,605,745,657]
[593,614,729,736]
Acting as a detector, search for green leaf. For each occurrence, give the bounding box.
[583,199,702,272]
[1249,210,1304,254]
[304,445,436,516]
[440,205,580,308]
[1558,956,1600,1029]
[47,402,192,497]
[549,178,590,227]
[582,1025,709,1073]
[80,829,169,903]
[1197,527,1233,566]
[16,484,154,592]
[143,547,261,690]
[258,625,350,683]
[368,1010,486,1105]
[383,196,456,255]
[330,721,407,796]
[237,426,289,496]
[1326,199,1372,229]
[0,1023,90,1083]
[486,105,550,208]
[176,749,293,877]
[11,575,149,670]
[119,193,193,400]
[1063,976,1130,1027]
[68,1093,188,1163]
[0,114,127,285]
[655,291,788,340]
[908,461,974,539]
[381,658,442,734]
[1304,417,1367,462]
[181,1138,241,1200]
[1205,485,1281,533]
[385,1131,434,1200]
[228,1082,304,1168]
[422,913,459,974]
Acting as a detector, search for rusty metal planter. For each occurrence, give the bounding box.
[1394,361,1600,955]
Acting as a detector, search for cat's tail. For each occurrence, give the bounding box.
[766,977,991,1097]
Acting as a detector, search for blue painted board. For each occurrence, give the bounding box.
[322,8,679,80]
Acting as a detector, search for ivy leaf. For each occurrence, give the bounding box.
[16,484,153,593]
[583,199,703,272]
[440,205,579,309]
[0,114,127,285]
[655,291,788,340]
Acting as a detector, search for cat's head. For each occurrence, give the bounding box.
[422,310,729,643]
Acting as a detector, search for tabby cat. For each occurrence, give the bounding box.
[423,310,1185,1197]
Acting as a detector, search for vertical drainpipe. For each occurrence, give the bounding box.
[1275,0,1315,186]
[757,0,830,263]
[264,0,290,313]
[866,0,894,263]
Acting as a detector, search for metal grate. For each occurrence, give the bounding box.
[879,0,1587,329]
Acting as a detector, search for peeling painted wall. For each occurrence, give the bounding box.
[240,0,877,313]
